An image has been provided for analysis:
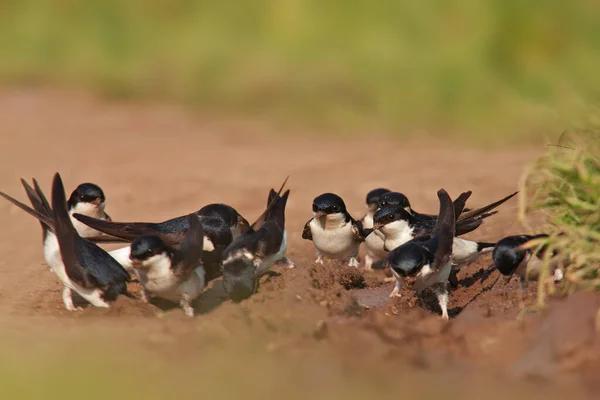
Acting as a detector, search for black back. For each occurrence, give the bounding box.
[197,203,250,234]
[431,189,455,269]
[171,214,205,279]
[224,190,289,258]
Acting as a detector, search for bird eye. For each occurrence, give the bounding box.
[388,214,395,220]
[332,205,339,212]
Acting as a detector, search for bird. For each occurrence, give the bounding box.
[72,201,248,245]
[221,185,291,302]
[71,179,289,282]
[129,214,206,317]
[67,183,113,238]
[0,178,128,273]
[302,193,370,267]
[360,188,390,270]
[180,203,250,239]
[377,191,486,226]
[71,206,237,281]
[360,188,391,229]
[372,190,518,265]
[492,234,565,302]
[0,178,116,239]
[3,173,131,311]
[382,188,456,319]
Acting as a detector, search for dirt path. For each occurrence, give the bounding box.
[0,89,597,399]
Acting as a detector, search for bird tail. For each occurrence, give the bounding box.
[454,191,518,236]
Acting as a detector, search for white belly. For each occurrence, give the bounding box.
[256,229,287,276]
[413,260,452,292]
[44,234,108,306]
[380,220,413,252]
[362,213,374,229]
[384,234,412,252]
[310,219,359,260]
[108,246,133,271]
[68,204,107,238]
[365,232,387,260]
[138,262,206,302]
[452,238,479,264]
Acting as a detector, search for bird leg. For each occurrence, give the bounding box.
[62,286,82,311]
[348,257,360,268]
[435,282,449,319]
[518,277,527,309]
[140,287,150,303]
[279,257,295,269]
[364,254,374,271]
[553,268,564,282]
[315,250,324,265]
[389,279,403,298]
[180,296,194,317]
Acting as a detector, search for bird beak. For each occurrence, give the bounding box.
[368,204,377,213]
[92,198,104,206]
[315,211,327,218]
[373,222,383,230]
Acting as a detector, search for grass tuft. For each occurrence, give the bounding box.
[519,128,600,305]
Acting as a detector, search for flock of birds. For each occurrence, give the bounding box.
[0,173,565,319]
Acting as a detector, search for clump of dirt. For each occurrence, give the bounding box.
[309,262,336,290]
[309,261,367,290]
[338,268,366,289]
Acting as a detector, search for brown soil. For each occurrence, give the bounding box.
[0,89,598,399]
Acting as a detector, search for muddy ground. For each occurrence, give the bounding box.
[0,89,598,399]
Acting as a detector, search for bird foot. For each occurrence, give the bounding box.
[279,257,295,269]
[348,257,360,268]
[181,299,195,317]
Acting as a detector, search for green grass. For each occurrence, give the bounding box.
[1,0,600,140]
[519,128,600,304]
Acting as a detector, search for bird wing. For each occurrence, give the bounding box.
[172,214,205,279]
[302,218,313,240]
[432,189,456,269]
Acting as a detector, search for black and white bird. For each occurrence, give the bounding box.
[0,178,128,274]
[302,193,369,267]
[382,189,456,319]
[492,234,565,295]
[68,183,113,238]
[366,190,475,270]
[0,173,131,310]
[360,188,391,229]
[71,205,238,280]
[378,191,434,221]
[222,186,292,302]
[372,191,518,266]
[129,214,206,317]
[361,188,390,270]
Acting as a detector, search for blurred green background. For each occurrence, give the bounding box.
[1,0,599,141]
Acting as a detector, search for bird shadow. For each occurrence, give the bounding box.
[145,279,231,316]
[414,266,499,319]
